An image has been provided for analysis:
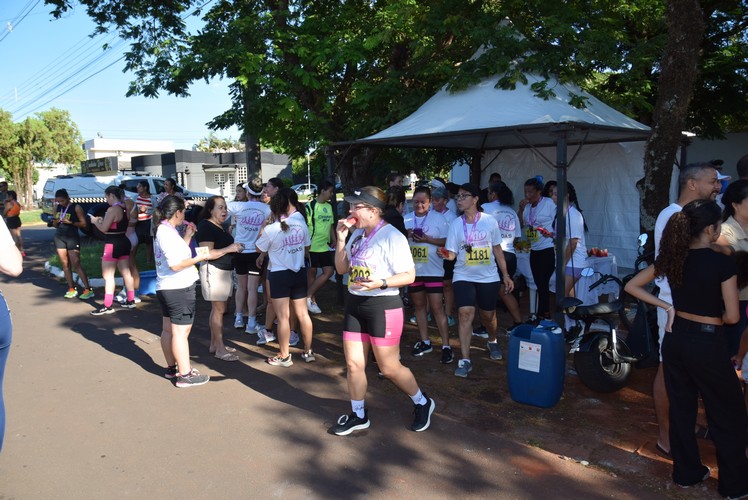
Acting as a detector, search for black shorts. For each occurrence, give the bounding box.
[103,234,131,261]
[498,251,517,278]
[135,220,153,244]
[5,216,21,230]
[268,269,307,299]
[409,276,444,294]
[235,252,262,276]
[309,250,334,268]
[156,283,197,326]
[54,234,80,251]
[443,259,455,281]
[343,294,403,346]
[453,280,500,311]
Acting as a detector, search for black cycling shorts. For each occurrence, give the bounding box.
[235,252,262,276]
[103,234,131,261]
[268,269,307,300]
[309,250,334,268]
[54,234,80,251]
[343,294,403,346]
[453,280,500,311]
[156,283,197,326]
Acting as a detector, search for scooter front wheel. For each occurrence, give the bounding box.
[574,335,632,393]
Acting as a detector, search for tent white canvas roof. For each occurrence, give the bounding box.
[357,74,650,150]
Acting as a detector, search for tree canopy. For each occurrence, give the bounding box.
[45,0,748,226]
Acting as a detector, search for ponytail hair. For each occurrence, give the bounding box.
[104,185,124,201]
[655,200,721,287]
[154,195,185,224]
[270,188,303,232]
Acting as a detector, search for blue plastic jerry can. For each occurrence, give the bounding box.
[507,321,565,408]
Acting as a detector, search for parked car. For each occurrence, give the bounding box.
[40,173,212,226]
[290,183,317,197]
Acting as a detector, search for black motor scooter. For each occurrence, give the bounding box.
[558,234,658,393]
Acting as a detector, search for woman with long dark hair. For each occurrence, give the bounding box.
[90,186,136,315]
[625,200,748,497]
[332,186,434,435]
[197,196,244,361]
[3,191,24,256]
[154,195,211,387]
[551,181,587,297]
[518,177,555,321]
[404,185,451,362]
[255,188,314,366]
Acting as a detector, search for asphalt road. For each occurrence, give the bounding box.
[0,227,665,499]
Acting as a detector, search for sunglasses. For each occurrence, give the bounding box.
[455,193,474,200]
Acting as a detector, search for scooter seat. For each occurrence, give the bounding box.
[565,299,623,318]
[559,297,584,310]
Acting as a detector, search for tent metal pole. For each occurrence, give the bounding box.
[554,131,569,327]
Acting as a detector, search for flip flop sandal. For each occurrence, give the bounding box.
[215,352,239,361]
[656,442,672,458]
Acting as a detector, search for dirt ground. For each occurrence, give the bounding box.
[303,281,729,499]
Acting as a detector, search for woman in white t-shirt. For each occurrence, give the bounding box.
[481,181,523,329]
[443,183,514,378]
[518,177,556,321]
[227,178,271,334]
[331,186,434,436]
[551,182,588,297]
[404,186,451,363]
[255,188,314,366]
[154,195,210,388]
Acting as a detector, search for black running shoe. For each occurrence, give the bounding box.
[90,306,115,316]
[412,341,433,357]
[412,395,435,432]
[331,411,370,436]
[121,300,136,309]
[175,368,210,388]
[440,346,454,364]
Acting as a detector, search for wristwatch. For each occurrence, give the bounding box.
[380,278,388,290]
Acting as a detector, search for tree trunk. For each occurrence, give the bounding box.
[639,0,705,232]
[23,164,34,210]
[242,91,262,180]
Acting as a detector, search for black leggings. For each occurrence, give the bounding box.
[530,247,555,316]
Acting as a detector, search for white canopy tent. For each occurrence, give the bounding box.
[346,72,652,306]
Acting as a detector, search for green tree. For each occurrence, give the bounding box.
[0,108,85,209]
[46,0,748,224]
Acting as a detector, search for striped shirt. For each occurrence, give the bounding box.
[136,195,153,221]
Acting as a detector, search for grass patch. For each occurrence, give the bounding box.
[48,242,155,279]
[20,209,44,225]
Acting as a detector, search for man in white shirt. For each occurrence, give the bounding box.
[652,162,721,456]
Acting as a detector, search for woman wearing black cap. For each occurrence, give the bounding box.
[442,183,514,378]
[331,186,435,435]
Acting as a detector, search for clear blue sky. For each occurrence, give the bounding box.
[0,0,241,149]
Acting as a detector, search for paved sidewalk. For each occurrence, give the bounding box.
[0,229,668,498]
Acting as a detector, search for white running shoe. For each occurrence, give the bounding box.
[289,330,300,346]
[307,298,322,314]
[115,289,127,303]
[245,320,258,334]
[257,327,276,345]
[233,316,245,329]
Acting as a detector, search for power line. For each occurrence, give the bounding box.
[0,0,41,44]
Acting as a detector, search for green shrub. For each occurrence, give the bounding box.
[48,241,155,279]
